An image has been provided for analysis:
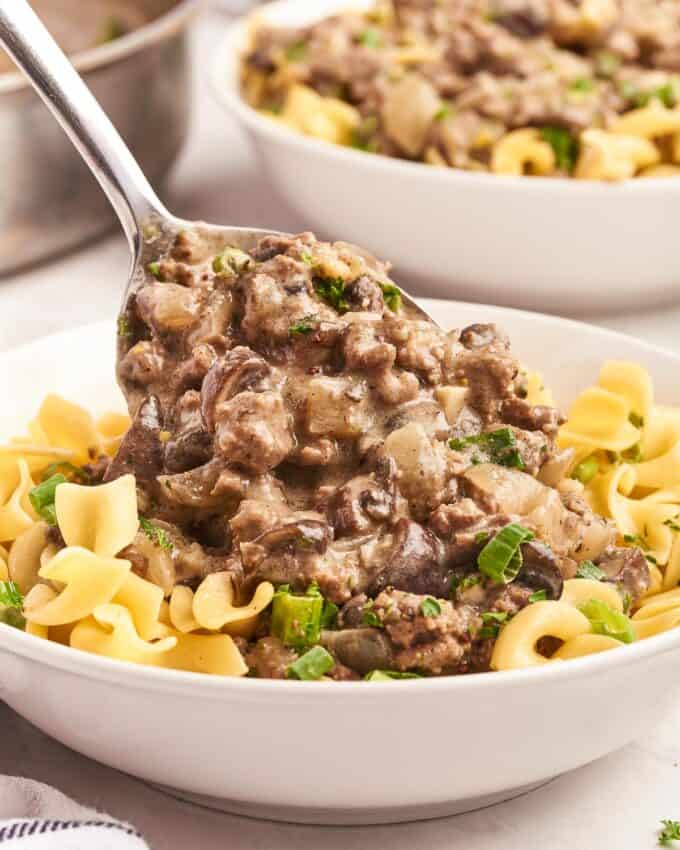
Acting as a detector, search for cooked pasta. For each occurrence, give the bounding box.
[241,1,680,180]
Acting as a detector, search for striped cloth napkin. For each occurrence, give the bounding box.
[0,778,148,848]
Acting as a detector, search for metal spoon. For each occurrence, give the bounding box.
[0,0,436,325]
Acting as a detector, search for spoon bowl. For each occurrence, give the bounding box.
[0,0,437,328]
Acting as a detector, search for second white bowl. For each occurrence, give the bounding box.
[214,0,680,313]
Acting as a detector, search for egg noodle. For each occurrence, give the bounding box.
[1,363,680,678]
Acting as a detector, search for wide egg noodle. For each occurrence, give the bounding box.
[0,458,37,544]
[192,572,274,635]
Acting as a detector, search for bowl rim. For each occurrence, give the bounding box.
[214,0,680,195]
[3,312,680,701]
[0,0,201,96]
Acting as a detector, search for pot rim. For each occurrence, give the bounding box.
[0,0,201,96]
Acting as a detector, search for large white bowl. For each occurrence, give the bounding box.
[214,0,680,314]
[3,306,680,825]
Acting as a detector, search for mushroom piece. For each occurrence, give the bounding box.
[104,395,163,485]
[515,540,564,600]
[596,545,650,602]
[200,346,270,431]
[368,518,448,597]
[253,519,331,556]
[164,427,213,473]
[320,628,395,675]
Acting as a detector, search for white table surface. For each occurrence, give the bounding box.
[2,9,680,849]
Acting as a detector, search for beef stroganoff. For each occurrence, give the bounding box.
[241,0,680,180]
[2,231,680,680]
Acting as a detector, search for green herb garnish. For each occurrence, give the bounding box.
[364,670,423,681]
[29,474,67,526]
[285,41,307,62]
[41,462,90,484]
[289,316,318,337]
[359,28,381,47]
[571,455,599,485]
[139,517,173,551]
[578,598,635,644]
[629,411,645,428]
[147,261,163,280]
[362,600,383,629]
[380,282,401,312]
[0,581,23,609]
[320,600,339,629]
[478,611,510,639]
[539,126,579,172]
[300,251,315,265]
[659,820,680,847]
[420,597,441,618]
[575,560,606,581]
[664,516,680,533]
[117,315,132,338]
[449,428,525,470]
[434,103,452,121]
[569,77,594,93]
[475,531,490,545]
[287,646,334,680]
[212,247,251,276]
[529,589,548,602]
[477,523,535,584]
[272,584,325,649]
[314,276,349,312]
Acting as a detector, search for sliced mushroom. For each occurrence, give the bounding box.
[200,346,270,431]
[253,519,331,556]
[164,427,213,473]
[368,518,449,597]
[596,545,650,602]
[320,628,395,675]
[104,395,163,485]
[516,540,564,600]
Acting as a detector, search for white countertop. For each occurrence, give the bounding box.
[2,9,680,849]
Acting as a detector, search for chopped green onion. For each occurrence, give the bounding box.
[362,600,383,629]
[212,247,251,276]
[29,474,67,526]
[449,428,525,470]
[474,531,489,545]
[117,315,132,338]
[420,597,441,618]
[659,819,680,847]
[380,282,401,312]
[289,316,317,337]
[320,599,339,629]
[364,670,423,681]
[287,646,334,680]
[0,607,26,630]
[578,598,635,644]
[529,589,548,602]
[313,276,349,312]
[285,41,307,62]
[539,126,579,172]
[139,517,173,551]
[575,560,606,581]
[147,261,163,280]
[300,251,315,265]
[359,28,381,48]
[477,523,534,584]
[41,462,89,484]
[272,585,324,649]
[0,581,23,608]
[571,455,599,484]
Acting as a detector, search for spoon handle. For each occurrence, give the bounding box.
[0,0,169,255]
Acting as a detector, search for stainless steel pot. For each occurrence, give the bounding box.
[0,0,198,275]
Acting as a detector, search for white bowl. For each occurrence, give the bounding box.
[2,307,680,825]
[214,0,680,314]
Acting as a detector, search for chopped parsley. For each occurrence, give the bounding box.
[578,598,635,644]
[569,77,594,93]
[528,589,548,603]
[0,581,23,609]
[575,560,606,581]
[147,261,163,280]
[362,600,383,628]
[478,523,534,584]
[595,50,621,77]
[539,126,579,172]
[629,411,645,428]
[285,41,307,62]
[320,599,339,629]
[314,276,349,312]
[365,670,423,681]
[664,516,680,533]
[659,820,680,847]
[420,597,441,618]
[449,428,525,470]
[451,573,482,596]
[300,251,315,265]
[359,28,381,48]
[478,611,510,639]
[287,646,334,680]
[139,517,173,551]
[289,316,318,337]
[624,533,649,550]
[117,315,132,338]
[212,247,251,276]
[29,474,67,526]
[571,455,599,485]
[622,443,643,463]
[380,282,401,312]
[434,103,452,121]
